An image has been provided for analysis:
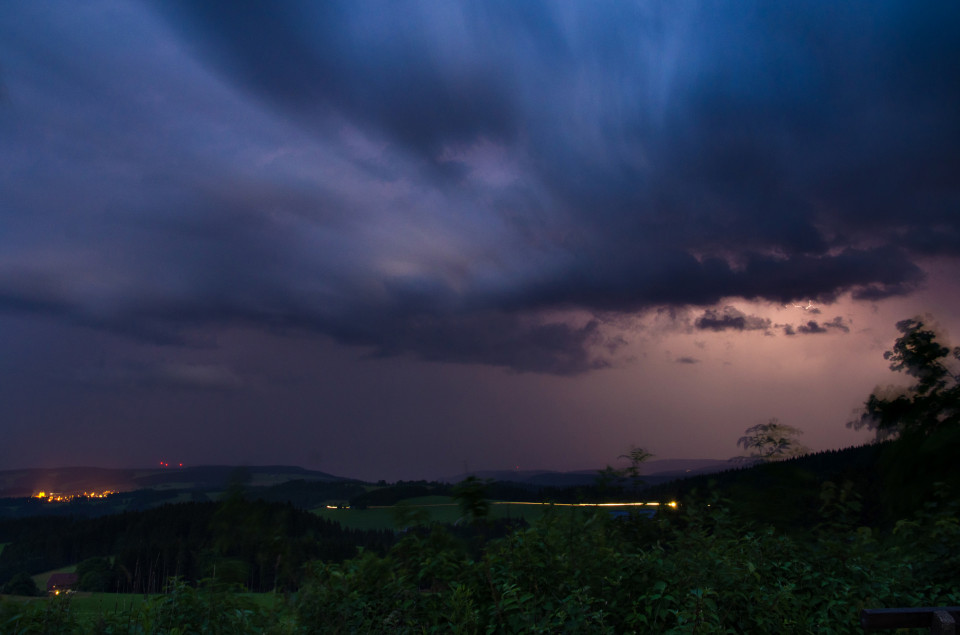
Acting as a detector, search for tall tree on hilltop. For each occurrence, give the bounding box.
[849,316,960,440]
[596,446,654,498]
[619,446,654,492]
[737,419,809,462]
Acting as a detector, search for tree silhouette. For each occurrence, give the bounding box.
[849,317,960,440]
[595,446,654,497]
[737,419,809,462]
[2,571,41,596]
[452,476,491,526]
[618,446,654,492]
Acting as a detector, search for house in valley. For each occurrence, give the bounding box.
[46,572,78,595]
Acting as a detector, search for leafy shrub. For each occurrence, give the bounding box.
[2,571,41,597]
[290,484,960,634]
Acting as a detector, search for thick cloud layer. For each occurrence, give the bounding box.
[1,1,957,374]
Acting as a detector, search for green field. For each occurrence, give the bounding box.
[57,592,154,617]
[314,496,661,530]
[0,590,284,630]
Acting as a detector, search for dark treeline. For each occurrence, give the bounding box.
[0,498,394,592]
[253,479,366,509]
[349,481,451,508]
[129,465,348,490]
[347,479,566,509]
[640,444,886,529]
[640,439,960,530]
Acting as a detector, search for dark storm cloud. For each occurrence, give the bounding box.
[504,245,923,318]
[0,274,72,317]
[695,307,771,333]
[355,313,620,376]
[1,1,958,374]
[823,316,850,333]
[675,357,700,365]
[154,2,960,250]
[152,1,521,161]
[797,321,828,335]
[784,316,851,336]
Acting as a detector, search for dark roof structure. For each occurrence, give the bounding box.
[46,573,78,592]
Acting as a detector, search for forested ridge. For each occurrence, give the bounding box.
[0,498,394,593]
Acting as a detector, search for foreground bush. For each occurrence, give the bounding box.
[291,484,960,634]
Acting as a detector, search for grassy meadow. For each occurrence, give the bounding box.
[313,494,666,531]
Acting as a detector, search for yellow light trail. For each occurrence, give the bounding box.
[363,501,679,509]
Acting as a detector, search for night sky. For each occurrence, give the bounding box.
[2,2,959,481]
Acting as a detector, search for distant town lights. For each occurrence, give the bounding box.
[33,490,116,502]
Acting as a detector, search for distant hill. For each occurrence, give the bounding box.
[442,458,733,487]
[0,465,351,498]
[0,460,734,498]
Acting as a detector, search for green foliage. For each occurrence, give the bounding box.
[289,483,960,633]
[294,551,425,633]
[145,578,282,635]
[451,477,491,526]
[815,481,863,535]
[390,501,432,531]
[76,557,118,592]
[0,595,83,634]
[2,571,41,597]
[0,582,294,634]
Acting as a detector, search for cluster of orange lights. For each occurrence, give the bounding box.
[33,490,117,502]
